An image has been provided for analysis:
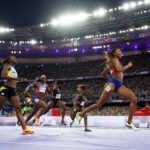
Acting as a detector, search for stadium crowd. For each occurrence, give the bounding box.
[14,53,150,79]
[0,53,150,116]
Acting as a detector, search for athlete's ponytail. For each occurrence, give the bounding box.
[105,48,118,68]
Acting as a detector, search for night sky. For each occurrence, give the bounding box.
[0,0,129,28]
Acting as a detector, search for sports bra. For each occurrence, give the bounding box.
[36,82,47,93]
[7,65,18,78]
[110,68,118,74]
[52,88,61,99]
[110,62,122,74]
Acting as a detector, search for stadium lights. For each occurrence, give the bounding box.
[30,40,37,45]
[129,28,135,32]
[74,48,78,52]
[0,27,14,33]
[51,19,58,26]
[144,0,150,4]
[108,9,113,12]
[40,0,150,28]
[93,8,107,17]
[138,1,144,6]
[118,6,123,10]
[93,46,102,49]
[40,24,44,27]
[141,25,148,29]
[130,2,137,8]
[51,13,89,26]
[123,3,130,10]
[59,15,74,26]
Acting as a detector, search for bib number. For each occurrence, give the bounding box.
[81,101,85,106]
[34,98,39,103]
[56,94,61,99]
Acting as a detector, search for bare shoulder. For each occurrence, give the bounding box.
[33,82,38,87]
[3,63,11,70]
[112,57,119,65]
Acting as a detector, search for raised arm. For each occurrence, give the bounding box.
[24,82,37,97]
[113,58,132,72]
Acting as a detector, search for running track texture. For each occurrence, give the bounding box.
[0,126,150,150]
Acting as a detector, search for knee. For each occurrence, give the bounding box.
[97,102,102,108]
[131,96,137,104]
[43,105,48,110]
[15,106,21,113]
[62,104,66,110]
[63,106,66,111]
[84,114,87,119]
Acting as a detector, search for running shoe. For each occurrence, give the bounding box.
[125,122,137,129]
[76,112,82,124]
[61,121,67,125]
[22,127,34,135]
[35,118,39,126]
[85,129,92,132]
[32,119,35,124]
[70,121,74,128]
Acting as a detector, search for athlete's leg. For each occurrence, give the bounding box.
[0,95,7,110]
[57,101,66,122]
[37,101,48,119]
[10,96,26,130]
[70,107,79,127]
[83,113,88,130]
[116,86,137,123]
[80,83,115,117]
[42,101,54,115]
[70,107,78,121]
[25,105,39,123]
[80,107,90,131]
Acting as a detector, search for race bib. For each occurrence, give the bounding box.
[56,94,61,99]
[34,98,39,103]
[81,101,85,106]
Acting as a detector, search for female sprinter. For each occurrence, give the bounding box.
[39,81,67,125]
[16,97,32,125]
[70,84,91,132]
[0,56,34,135]
[24,75,51,126]
[76,48,137,129]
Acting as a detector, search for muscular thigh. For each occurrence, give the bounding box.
[57,101,65,108]
[9,96,20,108]
[0,95,7,109]
[98,83,115,102]
[37,100,47,108]
[116,86,137,100]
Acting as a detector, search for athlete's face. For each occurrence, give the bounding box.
[77,86,82,92]
[114,49,122,59]
[10,56,17,64]
[41,76,47,82]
